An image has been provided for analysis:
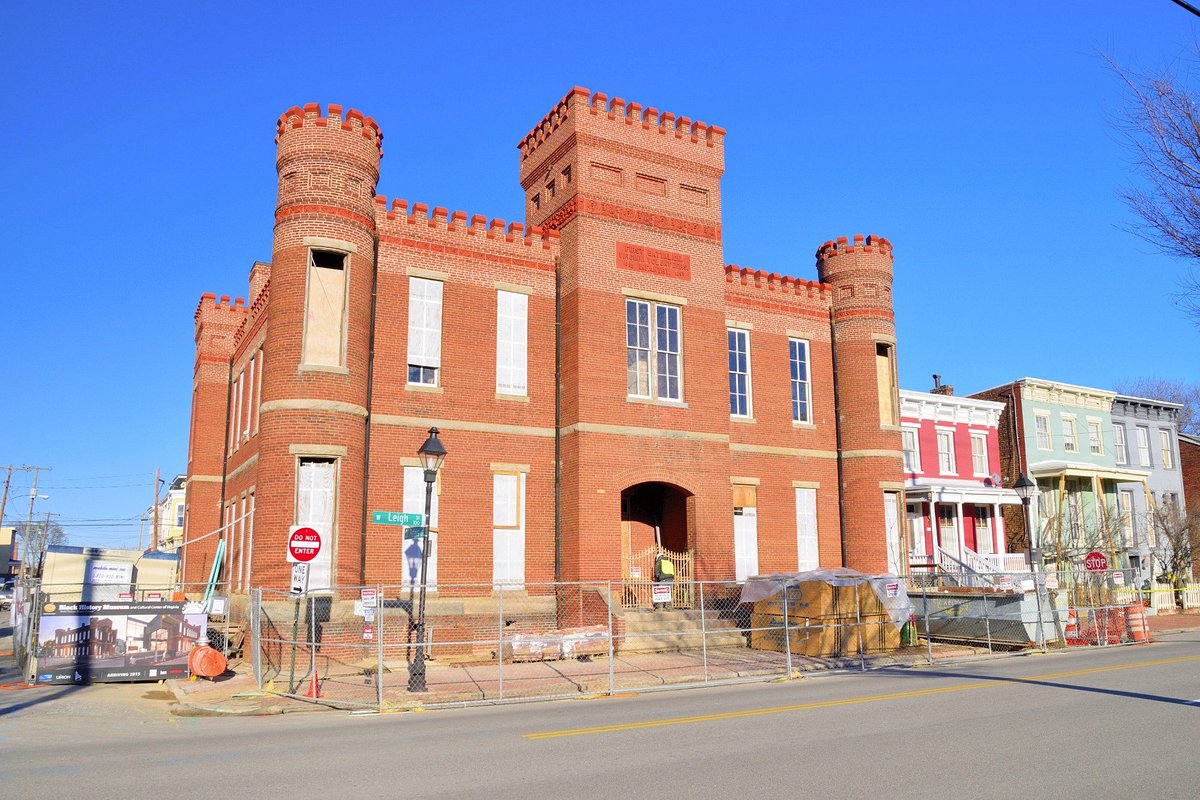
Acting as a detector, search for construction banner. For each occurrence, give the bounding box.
[35,601,207,684]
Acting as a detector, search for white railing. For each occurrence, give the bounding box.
[934,547,997,588]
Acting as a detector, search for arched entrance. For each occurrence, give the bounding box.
[620,482,695,607]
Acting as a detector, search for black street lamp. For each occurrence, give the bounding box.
[1013,473,1041,567]
[409,427,447,692]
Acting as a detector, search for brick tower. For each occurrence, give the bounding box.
[183,294,246,583]
[255,104,382,588]
[816,235,903,573]
[519,88,733,581]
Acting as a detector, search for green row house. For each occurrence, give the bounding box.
[971,378,1157,574]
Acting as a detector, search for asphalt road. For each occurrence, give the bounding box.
[3,631,1199,799]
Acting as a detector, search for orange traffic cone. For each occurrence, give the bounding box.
[303,670,322,699]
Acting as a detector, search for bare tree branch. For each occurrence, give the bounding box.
[1107,51,1200,322]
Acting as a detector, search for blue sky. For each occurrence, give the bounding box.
[2,1,1197,548]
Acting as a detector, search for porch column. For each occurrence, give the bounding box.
[993,503,1004,555]
[955,500,966,557]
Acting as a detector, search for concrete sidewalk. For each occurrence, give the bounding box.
[168,642,979,716]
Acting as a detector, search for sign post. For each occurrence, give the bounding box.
[285,528,321,693]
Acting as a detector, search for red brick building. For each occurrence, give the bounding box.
[182,89,905,595]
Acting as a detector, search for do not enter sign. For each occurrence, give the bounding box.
[288,526,322,563]
[1084,551,1109,572]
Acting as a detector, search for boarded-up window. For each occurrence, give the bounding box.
[875,343,898,425]
[795,488,819,571]
[302,250,348,367]
[493,472,525,588]
[496,290,528,396]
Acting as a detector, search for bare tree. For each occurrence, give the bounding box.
[1148,500,1200,588]
[1115,377,1200,436]
[1108,51,1200,321]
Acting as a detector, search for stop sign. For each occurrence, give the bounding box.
[287,527,322,563]
[1084,551,1109,572]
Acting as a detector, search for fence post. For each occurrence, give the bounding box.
[856,578,865,671]
[251,587,262,689]
[607,581,615,696]
[309,594,317,694]
[983,580,993,654]
[288,593,301,693]
[1032,568,1047,653]
[783,578,792,678]
[699,581,709,684]
[924,582,933,665]
[497,584,504,701]
[377,584,384,711]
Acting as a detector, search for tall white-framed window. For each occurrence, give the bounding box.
[302,249,349,367]
[1061,415,1078,453]
[228,375,240,452]
[1086,419,1103,456]
[937,429,956,475]
[1117,490,1135,548]
[626,298,681,401]
[245,490,255,591]
[234,369,245,445]
[174,503,184,528]
[496,290,528,396]
[243,354,255,438]
[789,338,811,423]
[1136,426,1152,466]
[727,328,752,417]
[1113,424,1128,465]
[884,492,902,574]
[402,465,439,588]
[407,277,444,386]
[492,471,525,588]
[795,487,819,571]
[970,432,988,477]
[1034,413,1052,450]
[296,457,336,591]
[901,426,921,472]
[1160,429,1174,469]
[732,483,759,581]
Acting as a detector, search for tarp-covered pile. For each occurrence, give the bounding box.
[740,569,912,658]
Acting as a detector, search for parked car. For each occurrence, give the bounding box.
[0,587,12,610]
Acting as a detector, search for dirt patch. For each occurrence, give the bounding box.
[141,690,176,701]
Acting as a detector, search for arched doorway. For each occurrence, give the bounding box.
[619,482,694,607]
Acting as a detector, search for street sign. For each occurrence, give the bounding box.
[290,562,310,595]
[372,511,424,527]
[1084,551,1109,572]
[404,526,426,540]
[287,526,322,563]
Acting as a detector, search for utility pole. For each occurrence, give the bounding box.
[35,510,56,576]
[19,466,50,581]
[151,467,161,553]
[0,464,36,529]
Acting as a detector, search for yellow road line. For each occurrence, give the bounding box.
[523,653,1200,740]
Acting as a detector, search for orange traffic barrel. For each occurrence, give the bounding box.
[188,645,229,679]
[1125,604,1151,643]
